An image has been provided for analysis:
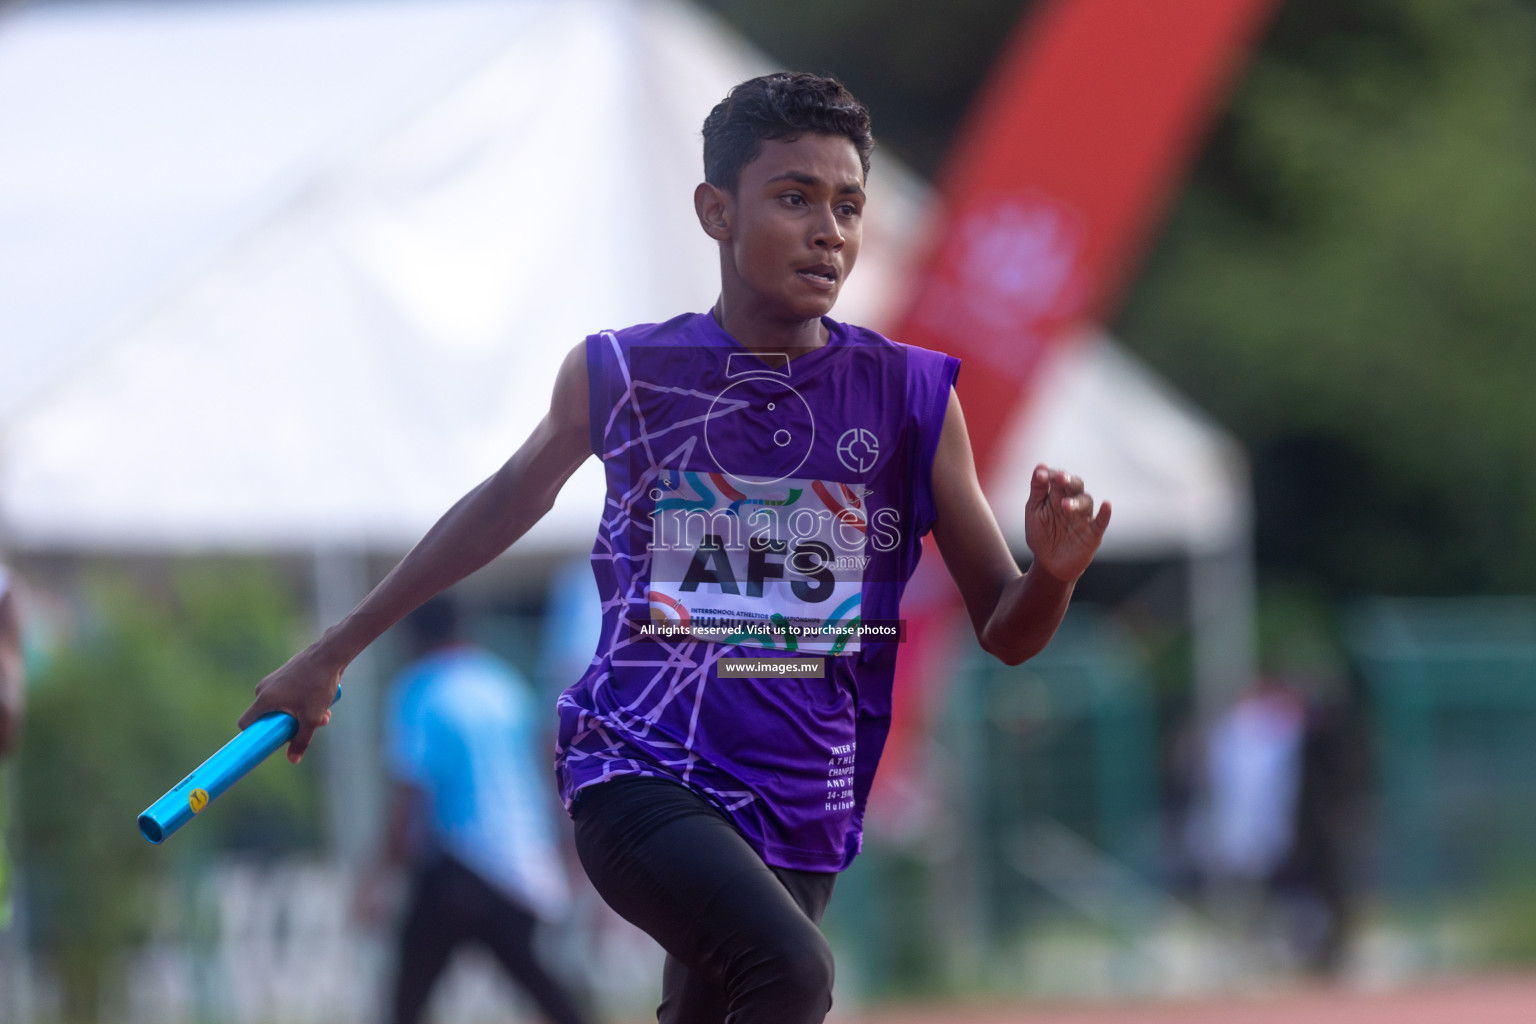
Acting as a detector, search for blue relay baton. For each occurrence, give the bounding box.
[137,686,341,844]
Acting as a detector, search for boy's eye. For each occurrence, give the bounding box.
[837,203,861,218]
[780,192,808,206]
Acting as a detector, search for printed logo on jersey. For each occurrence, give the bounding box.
[836,428,880,474]
[647,469,870,654]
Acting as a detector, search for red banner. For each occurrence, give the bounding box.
[876,0,1278,822]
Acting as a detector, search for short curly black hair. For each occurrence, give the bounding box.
[702,72,874,193]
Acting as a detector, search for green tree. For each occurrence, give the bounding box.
[1118,0,1536,595]
[18,563,316,1021]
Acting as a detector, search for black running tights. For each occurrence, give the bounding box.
[572,776,838,1024]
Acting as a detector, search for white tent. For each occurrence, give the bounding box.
[0,0,924,553]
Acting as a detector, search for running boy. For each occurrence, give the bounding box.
[242,73,1110,1024]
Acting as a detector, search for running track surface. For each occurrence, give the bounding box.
[829,973,1536,1023]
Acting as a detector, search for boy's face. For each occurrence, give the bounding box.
[701,133,865,323]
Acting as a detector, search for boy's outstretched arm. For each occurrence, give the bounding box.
[238,342,593,761]
[930,388,1111,666]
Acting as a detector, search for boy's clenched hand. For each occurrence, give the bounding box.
[238,643,343,763]
[1025,464,1111,583]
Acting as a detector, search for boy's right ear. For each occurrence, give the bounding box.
[694,182,732,242]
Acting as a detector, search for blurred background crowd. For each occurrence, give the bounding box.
[4,0,1536,1021]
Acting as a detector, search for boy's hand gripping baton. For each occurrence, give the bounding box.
[137,687,341,844]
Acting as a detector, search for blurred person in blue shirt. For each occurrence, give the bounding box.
[375,593,590,1024]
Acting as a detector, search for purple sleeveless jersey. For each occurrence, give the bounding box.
[555,312,959,871]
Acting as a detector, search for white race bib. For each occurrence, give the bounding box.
[647,469,868,654]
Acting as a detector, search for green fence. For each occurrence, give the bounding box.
[1349,598,1536,901]
[828,609,1161,996]
[948,609,1160,939]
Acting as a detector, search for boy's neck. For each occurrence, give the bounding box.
[711,298,829,356]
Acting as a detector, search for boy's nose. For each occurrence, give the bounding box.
[810,207,844,250]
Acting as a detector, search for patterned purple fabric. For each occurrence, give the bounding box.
[555,312,958,870]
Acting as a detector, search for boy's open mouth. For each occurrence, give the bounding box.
[796,264,838,288]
